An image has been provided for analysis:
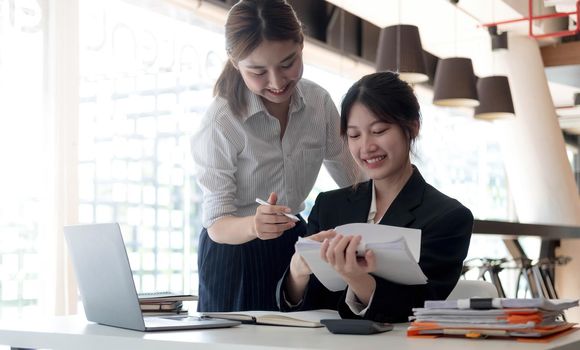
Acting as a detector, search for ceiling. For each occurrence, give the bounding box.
[322,0,580,136]
[205,0,580,137]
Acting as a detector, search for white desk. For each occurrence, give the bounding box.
[1,316,579,350]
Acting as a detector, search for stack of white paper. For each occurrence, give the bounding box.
[424,298,579,311]
[295,223,427,291]
[408,298,579,339]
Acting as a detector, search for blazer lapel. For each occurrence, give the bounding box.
[344,181,373,224]
[379,167,426,228]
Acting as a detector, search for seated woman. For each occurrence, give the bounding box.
[277,72,473,323]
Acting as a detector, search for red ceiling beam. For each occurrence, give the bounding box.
[479,0,579,40]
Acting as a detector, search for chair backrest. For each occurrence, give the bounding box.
[446,280,499,300]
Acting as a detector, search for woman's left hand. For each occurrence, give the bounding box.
[320,234,376,281]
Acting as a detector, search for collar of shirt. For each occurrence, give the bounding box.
[367,180,378,224]
[242,83,306,122]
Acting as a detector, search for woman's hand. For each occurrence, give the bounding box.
[290,230,337,277]
[321,234,377,305]
[285,230,338,304]
[253,192,296,240]
[321,234,376,278]
[308,229,338,242]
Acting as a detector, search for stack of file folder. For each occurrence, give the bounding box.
[138,292,197,316]
[408,298,578,339]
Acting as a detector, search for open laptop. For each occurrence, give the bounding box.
[64,223,240,331]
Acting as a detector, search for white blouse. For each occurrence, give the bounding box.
[345,180,379,315]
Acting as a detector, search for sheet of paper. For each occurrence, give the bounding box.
[296,239,348,291]
[334,223,422,261]
[424,298,579,311]
[295,223,427,291]
[369,239,427,285]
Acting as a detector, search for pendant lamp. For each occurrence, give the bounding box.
[376,24,428,84]
[474,76,515,120]
[433,57,479,107]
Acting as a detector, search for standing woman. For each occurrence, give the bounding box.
[192,0,358,312]
[278,72,473,322]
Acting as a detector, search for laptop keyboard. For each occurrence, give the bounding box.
[152,315,219,323]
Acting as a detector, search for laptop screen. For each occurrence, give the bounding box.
[64,223,147,330]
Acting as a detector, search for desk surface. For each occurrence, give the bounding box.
[1,315,579,350]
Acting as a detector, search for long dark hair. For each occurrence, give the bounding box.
[214,0,304,116]
[340,71,421,148]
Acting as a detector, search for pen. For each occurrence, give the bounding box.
[255,198,300,222]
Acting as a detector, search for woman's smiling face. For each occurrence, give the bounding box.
[346,102,412,181]
[236,39,303,107]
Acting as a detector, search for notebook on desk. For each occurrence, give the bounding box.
[63,223,240,331]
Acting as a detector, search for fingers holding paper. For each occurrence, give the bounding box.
[321,234,377,306]
[289,230,337,278]
[308,229,337,242]
[321,235,377,278]
[286,230,339,302]
[287,231,378,306]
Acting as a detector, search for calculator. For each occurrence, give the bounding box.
[320,319,394,335]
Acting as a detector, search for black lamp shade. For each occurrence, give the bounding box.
[474,76,515,120]
[433,57,479,107]
[376,24,428,83]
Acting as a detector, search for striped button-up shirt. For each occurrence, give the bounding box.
[192,78,359,228]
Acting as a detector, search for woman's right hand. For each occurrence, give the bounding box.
[289,230,337,277]
[253,192,296,240]
[285,230,338,304]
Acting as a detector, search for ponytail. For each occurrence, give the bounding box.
[214,61,247,116]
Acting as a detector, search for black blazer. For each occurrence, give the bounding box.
[277,167,473,323]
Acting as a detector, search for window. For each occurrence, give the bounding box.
[78,0,225,294]
[0,0,49,318]
[76,0,359,295]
